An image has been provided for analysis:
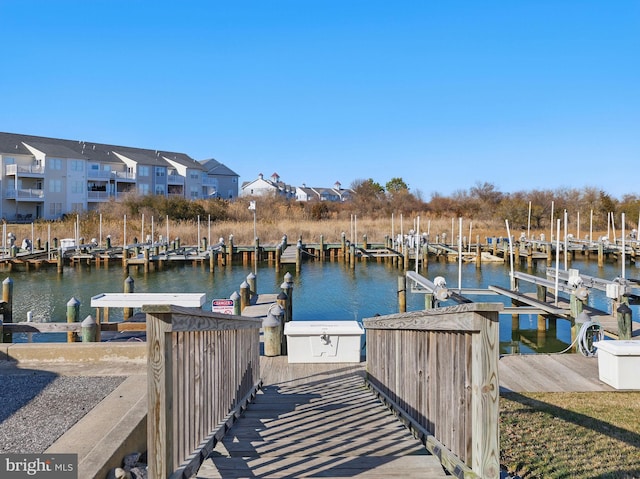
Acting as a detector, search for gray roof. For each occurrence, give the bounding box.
[24,141,89,160]
[200,158,239,177]
[0,132,203,169]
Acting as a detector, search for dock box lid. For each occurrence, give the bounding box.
[594,340,640,356]
[284,321,364,336]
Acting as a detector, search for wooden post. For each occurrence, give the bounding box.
[146,311,174,479]
[81,315,98,342]
[471,309,500,478]
[277,291,289,354]
[475,235,481,268]
[240,281,250,311]
[2,277,13,343]
[275,242,281,273]
[350,243,356,269]
[231,291,241,316]
[227,234,234,265]
[319,235,324,262]
[209,249,216,273]
[296,240,302,273]
[57,248,64,274]
[403,243,409,271]
[263,308,282,357]
[246,272,257,299]
[424,292,434,310]
[617,303,632,340]
[341,232,347,262]
[398,275,406,313]
[598,242,604,267]
[144,247,150,273]
[283,272,294,321]
[124,276,134,319]
[66,297,80,343]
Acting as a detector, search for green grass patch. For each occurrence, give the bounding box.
[500,391,640,479]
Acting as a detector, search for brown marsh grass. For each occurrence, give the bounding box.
[4,216,608,248]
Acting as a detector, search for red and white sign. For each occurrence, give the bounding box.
[212,299,234,315]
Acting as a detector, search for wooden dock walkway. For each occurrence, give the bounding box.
[195,359,449,478]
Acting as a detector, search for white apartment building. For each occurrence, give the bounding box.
[0,133,239,221]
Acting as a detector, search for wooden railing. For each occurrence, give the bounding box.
[363,302,502,479]
[143,304,262,479]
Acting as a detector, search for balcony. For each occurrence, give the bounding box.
[5,164,45,177]
[112,171,136,181]
[87,169,113,179]
[4,188,45,200]
[167,173,184,185]
[202,176,218,186]
[88,191,111,201]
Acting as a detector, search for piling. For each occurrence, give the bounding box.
[247,272,257,299]
[240,281,250,311]
[263,304,283,357]
[82,315,98,342]
[277,291,289,354]
[598,243,604,267]
[275,242,282,272]
[319,235,324,262]
[57,248,64,274]
[617,303,632,340]
[398,275,406,313]
[227,235,234,265]
[296,240,302,273]
[66,297,80,343]
[209,249,216,273]
[349,243,356,270]
[123,276,134,319]
[424,292,434,310]
[282,272,294,321]
[231,291,241,315]
[2,277,13,342]
[341,232,347,262]
[475,235,481,268]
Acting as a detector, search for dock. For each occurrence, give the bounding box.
[196,359,449,479]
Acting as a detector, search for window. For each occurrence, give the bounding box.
[70,160,84,172]
[49,179,62,193]
[4,156,15,164]
[155,185,166,195]
[71,202,84,212]
[190,171,199,179]
[155,167,165,177]
[71,181,84,194]
[138,166,150,176]
[138,184,150,195]
[49,158,62,170]
[190,186,199,199]
[49,203,62,216]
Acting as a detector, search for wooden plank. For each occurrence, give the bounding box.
[196,359,448,479]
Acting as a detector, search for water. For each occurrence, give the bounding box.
[3,258,638,353]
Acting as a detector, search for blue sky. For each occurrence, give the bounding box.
[1,1,638,198]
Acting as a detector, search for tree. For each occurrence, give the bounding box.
[385,177,409,194]
[350,178,386,216]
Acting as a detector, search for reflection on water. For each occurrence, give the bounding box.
[3,257,638,353]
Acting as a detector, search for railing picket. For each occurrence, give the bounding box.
[363,303,501,479]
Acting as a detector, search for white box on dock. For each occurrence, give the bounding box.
[284,321,364,363]
[594,340,640,390]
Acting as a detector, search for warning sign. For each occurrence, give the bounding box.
[212,299,234,315]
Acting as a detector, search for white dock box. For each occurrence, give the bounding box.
[284,321,364,363]
[594,340,640,390]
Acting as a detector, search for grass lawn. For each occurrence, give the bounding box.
[500,391,640,479]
